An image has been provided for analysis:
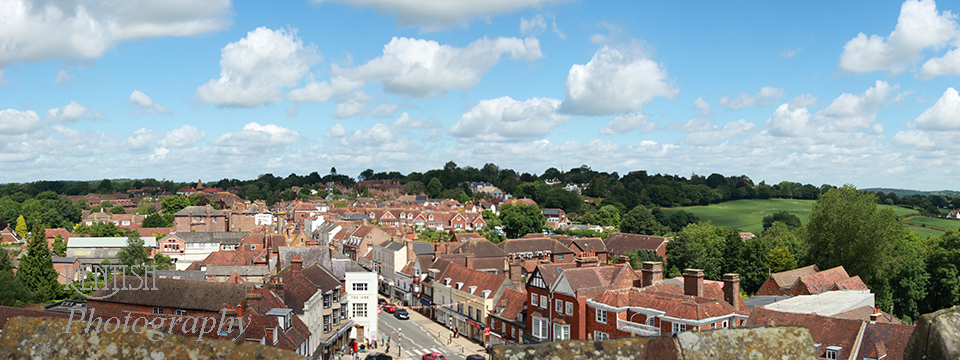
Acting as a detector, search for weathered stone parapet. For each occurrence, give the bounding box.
[904,306,960,360]
[491,326,817,360]
[0,316,305,360]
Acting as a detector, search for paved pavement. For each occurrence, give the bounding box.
[374,297,489,360]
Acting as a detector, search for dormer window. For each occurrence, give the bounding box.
[468,286,477,294]
[444,278,452,286]
[497,306,505,314]
[456,282,464,290]
[482,290,492,299]
[825,346,841,359]
[428,215,434,221]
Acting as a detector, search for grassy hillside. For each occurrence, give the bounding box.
[661,199,919,235]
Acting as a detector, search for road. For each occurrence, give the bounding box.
[378,309,466,360]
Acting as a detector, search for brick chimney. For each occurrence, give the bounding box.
[683,269,704,298]
[291,256,303,275]
[641,262,663,287]
[870,306,880,324]
[722,273,741,311]
[245,289,262,313]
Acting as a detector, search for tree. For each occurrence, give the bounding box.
[761,210,801,231]
[426,178,443,199]
[151,253,175,270]
[359,169,375,181]
[117,233,149,275]
[765,245,797,273]
[403,181,425,195]
[142,213,172,228]
[626,249,664,270]
[0,271,32,306]
[0,248,11,272]
[14,215,27,239]
[161,195,191,214]
[925,229,960,314]
[52,235,66,257]
[109,205,126,214]
[805,185,905,312]
[665,221,737,280]
[17,223,60,302]
[500,203,545,238]
[666,210,701,233]
[620,206,665,235]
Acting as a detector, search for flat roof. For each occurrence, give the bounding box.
[67,237,158,248]
[762,290,874,317]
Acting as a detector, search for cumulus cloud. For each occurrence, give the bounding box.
[129,90,171,116]
[693,97,712,118]
[520,14,547,36]
[561,43,678,116]
[599,112,656,135]
[333,101,366,119]
[311,0,565,31]
[159,125,206,148]
[55,68,73,84]
[720,86,785,110]
[767,81,901,136]
[45,101,103,123]
[209,122,300,155]
[449,96,567,142]
[127,128,162,152]
[325,124,347,138]
[286,75,364,104]
[915,87,960,130]
[589,21,621,45]
[921,48,960,77]
[678,119,759,145]
[338,123,420,155]
[0,0,231,68]
[0,109,42,134]
[197,27,320,108]
[337,36,542,99]
[394,112,438,129]
[839,0,959,74]
[371,103,401,118]
[788,94,818,109]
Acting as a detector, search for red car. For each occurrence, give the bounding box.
[421,352,446,360]
[383,304,397,313]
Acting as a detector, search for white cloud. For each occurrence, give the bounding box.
[55,68,73,84]
[0,0,231,68]
[159,125,206,148]
[719,86,785,110]
[333,101,366,119]
[520,14,546,36]
[286,74,364,104]
[129,90,171,116]
[839,0,959,74]
[338,36,542,99]
[0,109,42,134]
[693,97,711,118]
[127,128,162,152]
[589,21,621,45]
[778,47,803,59]
[338,123,420,155]
[325,124,347,138]
[371,103,401,118]
[197,27,320,108]
[921,48,960,77]
[561,44,678,116]
[915,87,960,130]
[767,103,814,137]
[892,130,935,148]
[788,94,818,109]
[311,0,565,31]
[679,119,759,145]
[394,112,437,129]
[599,112,656,135]
[450,96,567,142]
[551,18,566,40]
[45,101,102,123]
[767,81,900,137]
[209,122,300,155]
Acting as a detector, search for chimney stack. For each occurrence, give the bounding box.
[683,269,704,298]
[641,262,663,287]
[245,289,262,313]
[870,307,880,323]
[722,273,741,311]
[291,256,303,274]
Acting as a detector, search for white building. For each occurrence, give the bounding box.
[345,269,379,346]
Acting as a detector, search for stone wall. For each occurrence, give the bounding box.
[903,306,960,360]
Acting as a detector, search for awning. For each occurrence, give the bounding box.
[466,319,481,329]
[321,320,355,346]
[420,299,433,306]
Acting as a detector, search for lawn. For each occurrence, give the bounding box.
[906,216,960,230]
[661,199,919,235]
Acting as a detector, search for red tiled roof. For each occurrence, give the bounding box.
[745,307,863,360]
[185,250,263,270]
[831,275,868,291]
[798,266,850,294]
[768,265,819,289]
[858,322,914,360]
[603,233,670,255]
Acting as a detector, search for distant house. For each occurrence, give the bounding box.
[755,265,868,296]
[947,209,960,219]
[65,236,158,269]
[542,208,567,229]
[604,233,671,260]
[173,206,227,232]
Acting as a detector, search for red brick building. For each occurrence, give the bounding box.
[604,233,671,260]
[173,206,228,232]
[487,287,527,346]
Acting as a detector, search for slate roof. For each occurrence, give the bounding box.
[603,233,670,255]
[385,242,404,251]
[90,276,252,312]
[499,238,575,255]
[410,242,434,255]
[542,209,563,216]
[173,206,225,217]
[278,246,331,270]
[450,239,509,258]
[160,231,247,244]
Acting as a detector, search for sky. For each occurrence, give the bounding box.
[2,0,960,191]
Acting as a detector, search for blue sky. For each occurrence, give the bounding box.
[2,0,960,190]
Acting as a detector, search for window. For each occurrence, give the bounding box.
[672,322,686,333]
[565,301,573,315]
[596,309,607,324]
[555,299,563,314]
[646,316,655,326]
[502,322,506,334]
[512,327,516,338]
[825,346,841,360]
[176,309,187,316]
[323,315,331,333]
[532,317,549,339]
[557,254,563,259]
[353,303,367,318]
[323,294,332,308]
[332,291,339,303]
[458,303,464,314]
[531,293,538,306]
[153,307,163,314]
[594,331,609,340]
[721,320,729,329]
[540,295,547,309]
[476,308,481,320]
[554,324,570,341]
[352,283,368,292]
[332,308,340,325]
[468,306,473,319]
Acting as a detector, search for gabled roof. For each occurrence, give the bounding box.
[499,238,575,255]
[90,276,251,312]
[554,264,637,297]
[797,266,851,294]
[449,239,509,258]
[858,321,914,360]
[769,264,820,289]
[436,262,510,298]
[410,242,434,255]
[592,287,739,321]
[570,238,607,253]
[278,246,331,270]
[494,287,527,321]
[385,242,404,251]
[532,263,579,288]
[160,231,247,244]
[185,250,265,271]
[603,233,670,255]
[173,206,225,217]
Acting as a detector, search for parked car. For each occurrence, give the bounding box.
[465,355,485,360]
[378,298,387,306]
[421,352,446,360]
[394,308,409,320]
[383,304,397,313]
[365,353,392,360]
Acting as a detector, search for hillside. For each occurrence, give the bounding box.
[862,188,960,197]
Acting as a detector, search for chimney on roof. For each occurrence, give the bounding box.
[723,273,741,311]
[870,306,880,324]
[641,262,663,287]
[617,255,630,265]
[466,255,475,269]
[683,269,704,298]
[245,289,262,314]
[575,251,599,267]
[292,256,303,275]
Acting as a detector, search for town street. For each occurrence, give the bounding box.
[378,309,470,360]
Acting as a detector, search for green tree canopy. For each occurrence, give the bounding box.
[0,271,33,306]
[15,215,27,238]
[762,210,802,230]
[765,245,797,273]
[142,213,172,228]
[500,203,545,238]
[620,206,665,235]
[426,178,443,199]
[161,195,191,214]
[117,233,149,275]
[109,205,126,214]
[17,223,60,302]
[665,221,738,280]
[52,235,66,257]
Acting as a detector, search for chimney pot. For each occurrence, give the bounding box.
[722,273,741,311]
[292,256,303,274]
[683,269,704,298]
[641,261,663,287]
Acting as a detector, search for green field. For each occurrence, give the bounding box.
[661,199,920,235]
